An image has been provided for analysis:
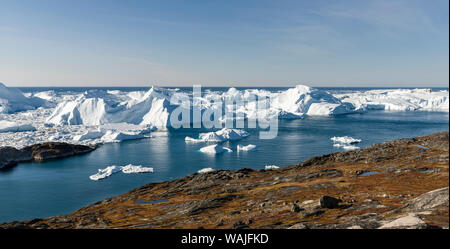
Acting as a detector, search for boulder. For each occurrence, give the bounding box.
[401,187,449,212]
[378,214,428,229]
[320,196,342,209]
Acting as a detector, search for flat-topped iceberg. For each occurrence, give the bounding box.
[0,120,36,133]
[199,144,232,154]
[265,165,280,170]
[89,164,154,180]
[237,144,258,151]
[335,88,449,112]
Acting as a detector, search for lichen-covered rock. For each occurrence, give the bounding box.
[378,214,428,229]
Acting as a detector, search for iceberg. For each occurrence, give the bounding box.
[335,88,449,112]
[121,164,154,174]
[100,130,147,143]
[198,167,215,173]
[271,85,357,116]
[89,166,122,181]
[333,144,360,151]
[73,130,105,141]
[237,144,258,151]
[331,136,361,144]
[89,164,153,180]
[0,82,46,113]
[46,87,175,127]
[186,128,250,143]
[265,165,280,170]
[0,120,36,133]
[199,144,232,154]
[1,84,448,149]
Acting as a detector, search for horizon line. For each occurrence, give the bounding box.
[4,83,450,88]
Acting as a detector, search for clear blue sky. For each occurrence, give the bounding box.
[0,0,448,87]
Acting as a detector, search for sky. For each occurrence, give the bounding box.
[0,0,448,87]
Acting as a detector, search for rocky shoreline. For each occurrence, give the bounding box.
[1,132,448,229]
[0,142,97,170]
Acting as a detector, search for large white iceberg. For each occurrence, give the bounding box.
[271,85,357,116]
[46,87,175,127]
[0,82,46,113]
[335,88,449,112]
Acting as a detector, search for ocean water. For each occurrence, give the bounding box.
[0,87,448,222]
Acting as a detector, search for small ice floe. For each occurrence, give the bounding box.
[237,144,258,151]
[265,165,280,170]
[199,144,232,154]
[185,136,204,143]
[121,164,154,174]
[333,143,360,151]
[331,136,361,151]
[331,136,361,144]
[89,166,122,181]
[89,164,154,180]
[198,167,215,173]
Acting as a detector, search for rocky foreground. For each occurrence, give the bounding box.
[1,132,449,229]
[0,142,96,170]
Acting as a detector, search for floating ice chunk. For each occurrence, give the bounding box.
[214,128,250,140]
[191,128,250,142]
[199,144,232,154]
[331,136,361,144]
[265,165,280,170]
[333,143,360,151]
[185,136,204,143]
[198,167,215,173]
[73,130,105,141]
[198,131,227,142]
[89,166,122,181]
[89,164,153,180]
[237,144,258,151]
[0,120,36,133]
[121,164,154,174]
[100,130,146,143]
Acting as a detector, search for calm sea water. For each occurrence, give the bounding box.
[0,87,448,222]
